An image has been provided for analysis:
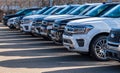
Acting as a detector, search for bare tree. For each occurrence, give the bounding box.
[0,0,120,10]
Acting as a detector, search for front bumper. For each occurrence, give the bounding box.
[7,21,16,26]
[106,41,120,61]
[51,29,64,43]
[15,23,20,29]
[20,23,32,32]
[63,33,91,52]
[40,25,52,36]
[31,26,41,35]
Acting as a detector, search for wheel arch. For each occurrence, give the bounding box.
[89,32,109,52]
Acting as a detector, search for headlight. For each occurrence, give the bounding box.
[49,22,54,25]
[28,20,33,23]
[65,25,94,34]
[110,33,115,38]
[53,23,65,30]
[32,21,42,26]
[21,18,33,24]
[42,21,53,25]
[42,21,48,25]
[33,19,42,24]
[60,25,66,29]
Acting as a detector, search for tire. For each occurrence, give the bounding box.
[9,24,16,29]
[42,36,51,41]
[30,33,38,37]
[90,35,109,61]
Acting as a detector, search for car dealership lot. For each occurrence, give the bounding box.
[0,23,120,73]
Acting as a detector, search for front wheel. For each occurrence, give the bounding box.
[30,32,39,37]
[90,35,109,61]
[42,36,51,41]
[9,24,16,29]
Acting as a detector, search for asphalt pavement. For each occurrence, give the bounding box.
[0,23,120,73]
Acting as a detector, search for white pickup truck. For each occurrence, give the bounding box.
[63,4,120,61]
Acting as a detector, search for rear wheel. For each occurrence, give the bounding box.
[90,35,109,61]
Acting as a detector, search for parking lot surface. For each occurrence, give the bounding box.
[0,23,120,73]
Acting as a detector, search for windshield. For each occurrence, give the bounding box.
[66,7,78,14]
[42,7,56,15]
[16,9,37,15]
[56,6,76,15]
[84,4,117,17]
[16,9,25,14]
[102,5,120,18]
[52,8,64,15]
[69,5,89,15]
[79,6,96,15]
[25,10,37,16]
[36,7,50,14]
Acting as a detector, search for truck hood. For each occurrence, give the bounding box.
[8,17,18,21]
[23,14,48,19]
[5,14,19,17]
[68,17,108,25]
[3,14,21,20]
[68,17,120,29]
[44,15,75,21]
[56,16,90,24]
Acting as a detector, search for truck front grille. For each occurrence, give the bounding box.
[108,30,120,43]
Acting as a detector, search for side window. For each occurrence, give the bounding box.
[22,10,31,15]
[98,5,116,16]
[97,6,107,15]
[80,6,95,15]
[52,8,63,14]
[67,7,77,14]
[110,7,120,17]
[118,8,120,16]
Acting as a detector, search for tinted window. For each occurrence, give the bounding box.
[85,4,118,17]
[69,5,89,15]
[22,10,33,15]
[56,6,75,15]
[36,7,50,14]
[16,9,25,14]
[52,8,64,15]
[25,10,37,16]
[43,7,56,15]
[16,9,38,15]
[79,6,96,15]
[102,5,120,18]
[66,7,78,14]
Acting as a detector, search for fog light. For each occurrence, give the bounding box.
[76,39,84,47]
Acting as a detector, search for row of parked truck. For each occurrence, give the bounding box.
[3,2,120,62]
